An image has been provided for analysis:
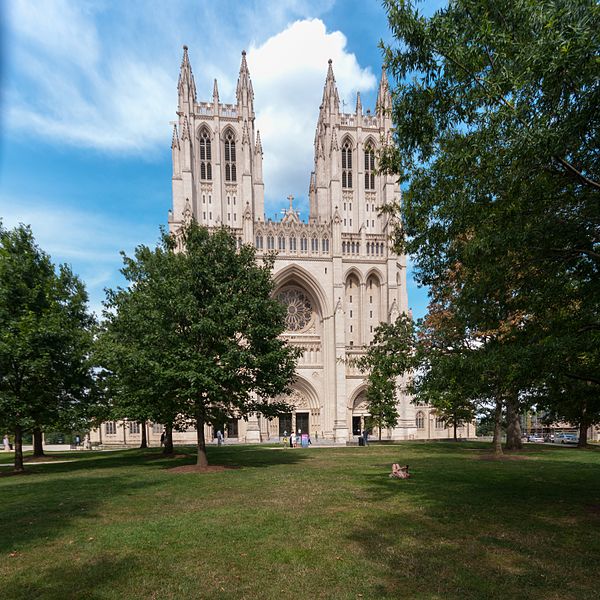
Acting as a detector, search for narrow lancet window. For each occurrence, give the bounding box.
[199,129,212,181]
[225,131,237,182]
[341,140,352,189]
[364,143,375,190]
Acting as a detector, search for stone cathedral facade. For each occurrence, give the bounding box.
[91,47,475,447]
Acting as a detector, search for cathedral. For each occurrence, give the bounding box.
[91,46,475,447]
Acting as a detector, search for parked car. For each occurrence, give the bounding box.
[555,433,578,444]
[528,435,545,443]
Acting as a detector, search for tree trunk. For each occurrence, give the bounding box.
[163,423,174,455]
[378,424,382,442]
[196,412,208,467]
[14,425,24,472]
[505,396,523,450]
[33,427,45,457]
[578,421,588,447]
[453,420,457,441]
[492,398,504,456]
[139,421,148,449]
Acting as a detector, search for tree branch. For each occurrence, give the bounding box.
[564,372,600,386]
[435,48,600,192]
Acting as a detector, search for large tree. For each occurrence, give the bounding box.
[359,315,416,440]
[0,224,96,472]
[381,0,599,429]
[100,222,299,467]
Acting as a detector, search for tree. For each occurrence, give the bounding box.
[0,224,96,472]
[539,377,600,447]
[381,0,599,436]
[99,222,299,467]
[359,315,416,440]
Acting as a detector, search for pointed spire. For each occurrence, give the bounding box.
[181,115,190,141]
[326,58,335,82]
[254,130,263,155]
[333,205,342,225]
[355,91,362,115]
[180,45,190,71]
[321,58,340,114]
[318,136,325,159]
[309,171,316,193]
[236,50,254,105]
[171,124,179,149]
[178,45,196,108]
[212,78,219,102]
[376,64,392,116]
[330,127,339,152]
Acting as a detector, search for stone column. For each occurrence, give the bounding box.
[245,412,262,443]
[333,296,349,444]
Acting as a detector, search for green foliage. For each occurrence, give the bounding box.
[381,0,600,432]
[0,223,96,469]
[359,314,416,431]
[98,222,299,463]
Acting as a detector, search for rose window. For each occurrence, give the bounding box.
[277,288,313,332]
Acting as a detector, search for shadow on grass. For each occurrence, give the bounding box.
[0,445,311,551]
[1,443,311,476]
[7,554,140,600]
[349,447,600,599]
[0,473,158,551]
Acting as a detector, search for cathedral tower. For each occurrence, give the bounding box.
[170,47,264,241]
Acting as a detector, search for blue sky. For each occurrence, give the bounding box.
[0,0,435,319]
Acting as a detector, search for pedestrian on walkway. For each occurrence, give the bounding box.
[2,434,9,452]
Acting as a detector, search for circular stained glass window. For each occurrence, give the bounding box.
[277,288,313,332]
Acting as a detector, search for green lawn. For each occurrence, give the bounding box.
[1,442,599,599]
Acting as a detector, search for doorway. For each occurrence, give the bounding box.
[295,412,309,435]
[279,413,292,436]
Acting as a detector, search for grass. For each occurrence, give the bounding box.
[0,442,599,600]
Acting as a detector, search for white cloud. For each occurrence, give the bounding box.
[248,19,377,213]
[4,4,377,208]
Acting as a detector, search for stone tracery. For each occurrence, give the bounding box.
[276,288,313,332]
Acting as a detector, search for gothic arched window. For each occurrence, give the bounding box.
[341,139,352,189]
[322,237,329,253]
[290,237,297,252]
[416,412,425,429]
[267,235,275,250]
[435,416,445,429]
[224,130,236,182]
[364,142,375,190]
[199,129,212,181]
[278,235,285,251]
[300,236,308,252]
[255,235,263,249]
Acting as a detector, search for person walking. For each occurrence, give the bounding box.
[2,434,9,452]
[217,430,224,446]
[362,428,369,446]
[160,430,166,447]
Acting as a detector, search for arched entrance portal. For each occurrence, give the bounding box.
[350,389,371,437]
[269,380,321,440]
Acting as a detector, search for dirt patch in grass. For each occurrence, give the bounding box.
[142,453,189,460]
[167,464,240,474]
[476,453,529,461]
[585,504,600,518]
[0,469,34,478]
[24,455,67,463]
